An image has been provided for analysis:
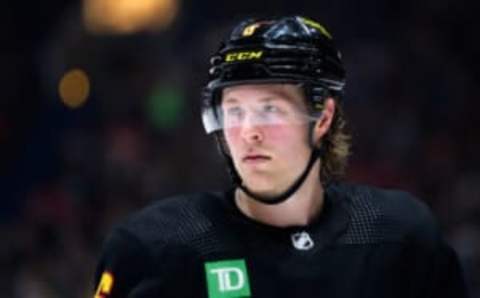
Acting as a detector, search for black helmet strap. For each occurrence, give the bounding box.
[216,123,323,205]
[238,148,321,205]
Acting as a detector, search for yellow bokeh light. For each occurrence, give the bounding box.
[83,0,179,34]
[58,68,90,109]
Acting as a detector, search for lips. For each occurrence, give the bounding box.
[242,154,271,163]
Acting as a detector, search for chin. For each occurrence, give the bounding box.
[242,177,277,195]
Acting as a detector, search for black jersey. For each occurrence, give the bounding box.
[93,182,467,298]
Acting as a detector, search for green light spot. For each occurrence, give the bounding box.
[146,85,184,131]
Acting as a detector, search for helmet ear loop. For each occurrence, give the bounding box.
[210,87,243,186]
[214,130,230,156]
[307,92,331,184]
[304,84,328,150]
[214,131,243,185]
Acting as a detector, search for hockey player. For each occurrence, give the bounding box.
[93,16,467,298]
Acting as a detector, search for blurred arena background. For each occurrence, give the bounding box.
[1,0,478,297]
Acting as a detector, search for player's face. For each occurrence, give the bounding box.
[221,84,314,196]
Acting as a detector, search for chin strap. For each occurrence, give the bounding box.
[238,148,321,204]
[216,118,324,205]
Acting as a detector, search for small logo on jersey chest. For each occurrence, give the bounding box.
[291,231,314,250]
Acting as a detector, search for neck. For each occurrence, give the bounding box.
[234,162,325,228]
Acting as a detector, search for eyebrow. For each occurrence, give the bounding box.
[222,97,240,105]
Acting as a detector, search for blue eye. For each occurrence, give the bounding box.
[264,104,279,113]
[226,106,244,118]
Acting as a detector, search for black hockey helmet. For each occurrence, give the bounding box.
[202,16,346,204]
[202,16,346,134]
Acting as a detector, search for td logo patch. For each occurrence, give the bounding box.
[205,259,251,298]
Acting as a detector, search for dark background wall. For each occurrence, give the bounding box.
[1,1,478,297]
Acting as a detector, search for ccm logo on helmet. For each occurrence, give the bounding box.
[225,51,263,62]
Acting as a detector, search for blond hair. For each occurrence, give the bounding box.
[320,100,351,183]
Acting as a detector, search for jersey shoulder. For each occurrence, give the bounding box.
[118,192,224,248]
[332,182,441,245]
[93,192,227,296]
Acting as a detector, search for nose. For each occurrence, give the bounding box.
[240,116,263,144]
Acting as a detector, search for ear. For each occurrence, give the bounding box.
[313,98,335,146]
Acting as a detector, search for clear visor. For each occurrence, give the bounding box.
[202,96,321,134]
